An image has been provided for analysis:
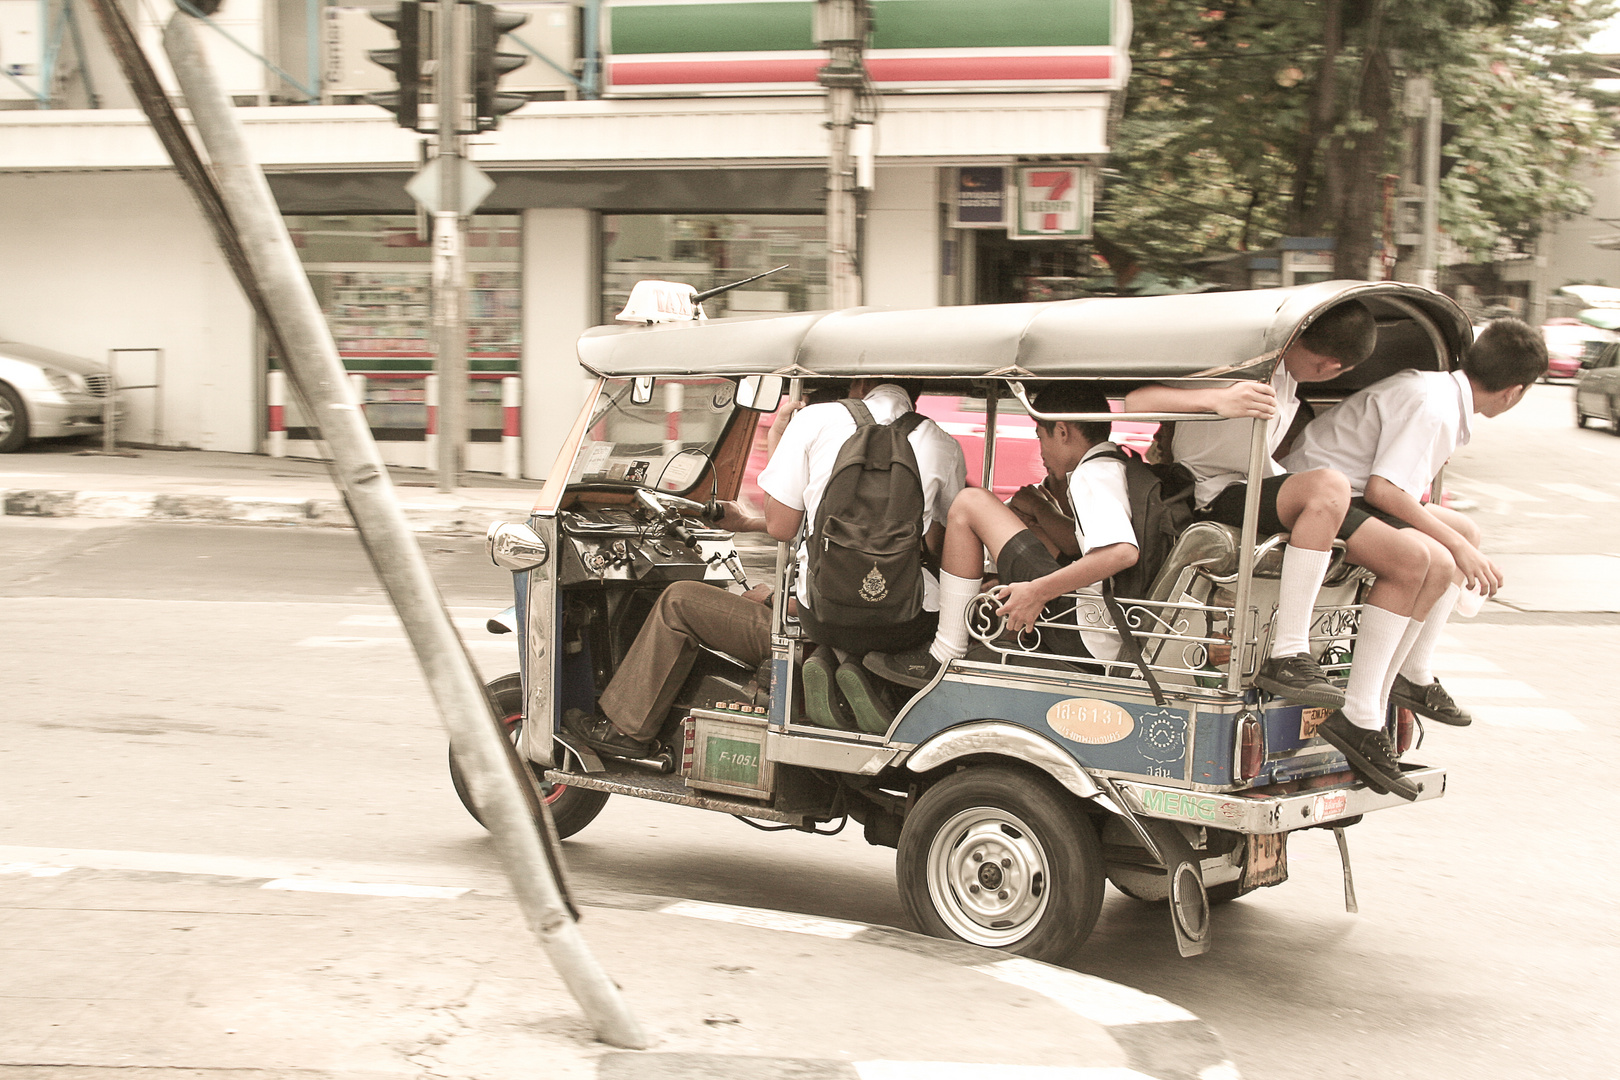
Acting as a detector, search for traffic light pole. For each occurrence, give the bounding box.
[816,0,866,309]
[434,0,468,493]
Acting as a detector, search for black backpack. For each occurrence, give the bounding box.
[1091,446,1196,704]
[806,400,928,628]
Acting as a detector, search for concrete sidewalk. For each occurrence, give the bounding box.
[0,853,1236,1080]
[0,446,543,535]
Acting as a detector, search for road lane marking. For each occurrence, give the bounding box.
[1429,654,1501,673]
[295,636,515,651]
[1453,481,1543,504]
[855,1065,1157,1080]
[659,899,867,939]
[261,878,469,899]
[0,862,73,877]
[973,957,1197,1026]
[339,614,493,629]
[1538,482,1619,503]
[1470,706,1585,731]
[1442,677,1542,700]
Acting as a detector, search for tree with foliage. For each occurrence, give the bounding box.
[1096,0,1615,282]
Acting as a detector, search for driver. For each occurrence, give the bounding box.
[563,379,966,758]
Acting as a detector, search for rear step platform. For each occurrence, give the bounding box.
[541,766,812,825]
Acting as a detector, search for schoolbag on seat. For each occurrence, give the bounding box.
[1091,446,1196,704]
[806,399,928,628]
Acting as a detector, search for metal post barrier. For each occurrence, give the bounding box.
[662,379,684,458]
[267,369,287,457]
[501,375,521,479]
[424,373,439,467]
[349,373,368,417]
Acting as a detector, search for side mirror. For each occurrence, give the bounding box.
[736,374,785,412]
[630,376,655,405]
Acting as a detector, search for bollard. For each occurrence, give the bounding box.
[501,376,521,480]
[424,373,439,468]
[662,380,685,458]
[349,373,368,415]
[267,370,287,457]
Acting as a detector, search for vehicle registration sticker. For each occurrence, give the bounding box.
[1299,707,1331,739]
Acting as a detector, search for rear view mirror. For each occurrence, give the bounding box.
[736,375,785,412]
[630,376,655,405]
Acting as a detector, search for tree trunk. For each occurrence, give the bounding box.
[1290,0,1343,236]
[1331,2,1392,278]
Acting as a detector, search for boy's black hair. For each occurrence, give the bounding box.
[1465,317,1547,390]
[1298,300,1377,366]
[1031,382,1113,445]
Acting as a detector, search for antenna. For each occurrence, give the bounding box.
[692,265,790,303]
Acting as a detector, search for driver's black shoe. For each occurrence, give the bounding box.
[1390,675,1472,726]
[1316,711,1420,802]
[864,645,942,690]
[1255,653,1345,708]
[562,709,653,758]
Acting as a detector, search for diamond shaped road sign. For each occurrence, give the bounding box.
[406,158,496,216]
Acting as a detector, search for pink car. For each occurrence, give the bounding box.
[1541,318,1593,381]
[740,393,1155,507]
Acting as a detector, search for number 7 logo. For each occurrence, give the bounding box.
[1027,170,1073,231]
[1014,166,1090,238]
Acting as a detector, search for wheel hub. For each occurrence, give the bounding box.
[928,807,1050,947]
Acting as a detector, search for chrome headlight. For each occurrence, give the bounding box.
[43,369,79,394]
[487,520,549,571]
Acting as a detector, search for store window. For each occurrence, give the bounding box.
[282,214,521,441]
[601,214,827,324]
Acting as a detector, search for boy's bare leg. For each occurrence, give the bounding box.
[1253,470,1351,707]
[870,489,1028,687]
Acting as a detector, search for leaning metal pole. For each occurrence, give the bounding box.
[433,0,468,493]
[161,12,647,1050]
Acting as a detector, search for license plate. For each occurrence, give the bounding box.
[1242,832,1289,890]
[1299,707,1331,739]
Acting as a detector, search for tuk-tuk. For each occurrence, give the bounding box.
[467,280,1467,962]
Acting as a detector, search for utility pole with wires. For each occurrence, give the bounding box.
[814,0,874,310]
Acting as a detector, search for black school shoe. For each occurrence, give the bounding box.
[562,709,653,758]
[1390,674,1472,726]
[863,645,942,690]
[836,662,896,735]
[1255,653,1346,709]
[1316,711,1421,802]
[802,650,858,730]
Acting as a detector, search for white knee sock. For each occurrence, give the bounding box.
[1271,545,1331,658]
[1381,617,1425,707]
[929,571,983,664]
[1399,583,1459,687]
[1344,605,1411,730]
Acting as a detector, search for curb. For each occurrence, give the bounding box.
[1,488,525,535]
[1,860,1238,1080]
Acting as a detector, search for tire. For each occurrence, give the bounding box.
[897,765,1104,965]
[0,383,28,453]
[1610,397,1620,437]
[448,672,610,839]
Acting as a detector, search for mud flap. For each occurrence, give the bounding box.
[1140,819,1210,958]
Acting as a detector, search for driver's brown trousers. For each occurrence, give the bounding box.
[600,580,772,740]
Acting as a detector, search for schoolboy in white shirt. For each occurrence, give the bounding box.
[1281,317,1547,726]
[1124,300,1450,801]
[861,383,1138,692]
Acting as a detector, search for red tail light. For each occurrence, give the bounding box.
[1237,714,1265,781]
[1395,707,1417,755]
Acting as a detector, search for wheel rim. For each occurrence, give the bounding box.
[0,394,13,440]
[926,805,1052,947]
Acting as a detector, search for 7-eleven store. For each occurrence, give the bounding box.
[0,0,1128,477]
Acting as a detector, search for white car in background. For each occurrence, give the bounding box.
[0,340,113,453]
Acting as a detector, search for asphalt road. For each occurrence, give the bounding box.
[2,381,1616,1079]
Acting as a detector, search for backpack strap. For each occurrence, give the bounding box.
[1087,447,1167,705]
[840,398,876,427]
[1101,578,1168,706]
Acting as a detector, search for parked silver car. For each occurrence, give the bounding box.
[1575,341,1620,433]
[0,341,112,453]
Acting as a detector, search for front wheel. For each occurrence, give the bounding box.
[897,765,1104,965]
[448,673,610,839]
[0,383,29,453]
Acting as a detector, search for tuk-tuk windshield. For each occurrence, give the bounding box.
[566,377,737,495]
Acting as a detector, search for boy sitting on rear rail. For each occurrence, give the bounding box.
[1280,316,1547,726]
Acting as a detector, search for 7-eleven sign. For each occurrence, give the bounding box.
[1011,166,1094,239]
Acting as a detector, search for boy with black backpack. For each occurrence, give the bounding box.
[864,383,1151,691]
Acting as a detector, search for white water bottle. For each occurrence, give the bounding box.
[1455,582,1486,618]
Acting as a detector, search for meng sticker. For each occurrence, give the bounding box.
[1046,698,1135,744]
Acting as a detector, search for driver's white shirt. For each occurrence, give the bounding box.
[758,384,967,612]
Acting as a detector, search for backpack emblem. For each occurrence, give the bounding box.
[860,564,889,603]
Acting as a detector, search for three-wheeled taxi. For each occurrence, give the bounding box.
[466,280,1468,962]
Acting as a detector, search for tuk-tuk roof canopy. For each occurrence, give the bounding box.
[577,280,1473,385]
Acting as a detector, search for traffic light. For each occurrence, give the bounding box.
[471,2,529,132]
[368,1,426,131]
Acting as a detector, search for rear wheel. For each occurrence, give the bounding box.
[1610,397,1620,436]
[0,383,28,453]
[448,673,610,839]
[897,765,1104,965]
[1577,398,1592,428]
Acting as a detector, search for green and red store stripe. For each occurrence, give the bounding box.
[604,0,1129,93]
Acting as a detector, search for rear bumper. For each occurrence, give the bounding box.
[1114,765,1445,834]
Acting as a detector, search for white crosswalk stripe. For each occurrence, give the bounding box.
[1430,653,1585,731]
[1538,481,1619,503]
